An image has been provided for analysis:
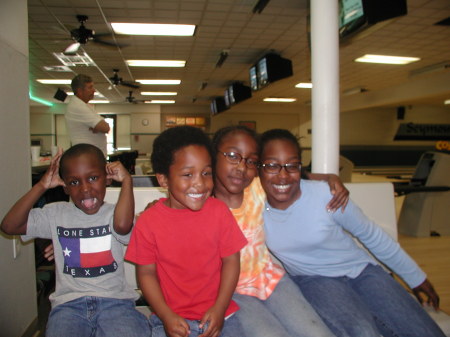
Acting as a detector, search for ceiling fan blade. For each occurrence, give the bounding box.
[121,81,140,89]
[64,42,80,54]
[93,32,113,38]
[93,38,128,48]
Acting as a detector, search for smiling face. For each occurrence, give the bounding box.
[259,138,302,210]
[61,152,107,215]
[214,131,259,201]
[157,145,214,211]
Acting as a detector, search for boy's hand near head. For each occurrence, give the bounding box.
[108,161,135,235]
[1,148,64,235]
[40,148,65,190]
[106,161,130,183]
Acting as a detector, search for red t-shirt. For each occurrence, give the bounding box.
[125,197,247,320]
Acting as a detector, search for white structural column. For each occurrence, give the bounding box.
[310,0,340,174]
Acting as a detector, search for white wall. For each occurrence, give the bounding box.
[0,1,38,336]
[30,99,450,158]
[30,113,54,152]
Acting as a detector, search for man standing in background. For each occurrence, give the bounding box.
[65,74,110,156]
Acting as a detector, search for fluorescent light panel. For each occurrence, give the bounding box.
[127,60,185,67]
[66,92,105,98]
[141,92,177,96]
[145,100,175,104]
[89,100,110,104]
[295,82,313,88]
[355,54,420,65]
[111,23,195,36]
[263,98,297,102]
[136,79,181,85]
[37,79,72,84]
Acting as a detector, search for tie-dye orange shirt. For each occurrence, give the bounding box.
[231,177,285,300]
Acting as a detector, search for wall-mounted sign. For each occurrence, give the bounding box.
[394,123,450,140]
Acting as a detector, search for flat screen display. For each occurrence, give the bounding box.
[339,0,364,27]
[339,0,366,38]
[224,88,231,107]
[257,58,268,88]
[249,66,258,91]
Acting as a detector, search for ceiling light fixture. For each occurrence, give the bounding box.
[295,82,313,88]
[263,98,297,102]
[43,65,73,72]
[409,61,450,77]
[145,100,175,104]
[215,50,229,68]
[342,86,367,96]
[355,54,420,65]
[111,23,196,36]
[36,79,72,84]
[126,60,186,67]
[141,92,177,96]
[444,99,450,105]
[136,79,181,85]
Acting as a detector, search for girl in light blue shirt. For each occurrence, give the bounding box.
[259,128,445,337]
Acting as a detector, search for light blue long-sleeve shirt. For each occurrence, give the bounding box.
[263,180,426,288]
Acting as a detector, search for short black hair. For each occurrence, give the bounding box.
[151,126,213,176]
[71,74,93,93]
[259,129,302,160]
[59,143,106,179]
[212,125,260,156]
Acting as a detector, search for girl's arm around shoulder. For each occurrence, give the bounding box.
[137,264,190,337]
[107,161,134,235]
[1,150,64,235]
[303,170,349,212]
[200,252,240,337]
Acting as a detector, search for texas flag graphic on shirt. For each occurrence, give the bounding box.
[57,225,118,278]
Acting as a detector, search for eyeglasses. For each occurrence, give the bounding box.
[220,152,259,169]
[260,162,301,174]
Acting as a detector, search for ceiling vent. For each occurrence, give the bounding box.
[53,52,95,67]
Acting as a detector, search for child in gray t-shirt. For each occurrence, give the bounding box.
[1,144,150,337]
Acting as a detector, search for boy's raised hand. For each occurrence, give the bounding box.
[106,161,130,183]
[40,148,64,189]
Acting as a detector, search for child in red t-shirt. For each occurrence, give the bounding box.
[125,126,247,337]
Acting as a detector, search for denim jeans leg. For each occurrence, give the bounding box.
[263,275,334,337]
[219,313,244,337]
[95,298,151,337]
[351,264,446,337]
[233,292,291,337]
[45,297,95,337]
[149,315,167,337]
[291,274,381,337]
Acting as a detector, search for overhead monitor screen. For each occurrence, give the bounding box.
[339,0,364,27]
[249,66,258,91]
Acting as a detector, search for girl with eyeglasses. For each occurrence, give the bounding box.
[258,128,445,337]
[211,125,349,337]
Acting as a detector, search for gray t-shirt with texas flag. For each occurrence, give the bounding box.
[24,201,138,308]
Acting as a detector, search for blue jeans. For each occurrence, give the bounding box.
[291,264,446,337]
[232,275,334,337]
[46,296,151,337]
[149,312,242,337]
